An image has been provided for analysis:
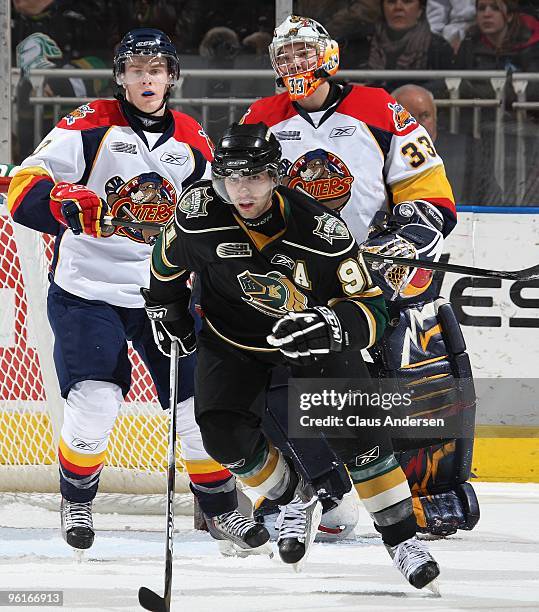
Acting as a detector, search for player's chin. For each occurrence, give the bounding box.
[235,202,256,217]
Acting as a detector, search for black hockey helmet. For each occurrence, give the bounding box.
[113,28,180,85]
[212,123,282,205]
[212,122,281,177]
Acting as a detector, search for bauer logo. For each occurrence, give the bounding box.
[355,445,380,466]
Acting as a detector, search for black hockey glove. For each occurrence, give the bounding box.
[267,306,346,366]
[141,288,196,357]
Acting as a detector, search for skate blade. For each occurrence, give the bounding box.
[425,578,441,597]
[291,500,323,574]
[218,539,274,559]
[73,549,85,564]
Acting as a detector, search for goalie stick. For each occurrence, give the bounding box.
[362,251,539,282]
[138,339,179,612]
[102,216,539,282]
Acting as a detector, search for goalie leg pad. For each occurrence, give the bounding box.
[374,298,479,535]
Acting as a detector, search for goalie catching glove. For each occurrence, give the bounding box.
[141,288,196,357]
[50,182,110,238]
[267,306,348,366]
[361,200,444,300]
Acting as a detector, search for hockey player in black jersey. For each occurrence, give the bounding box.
[143,122,440,589]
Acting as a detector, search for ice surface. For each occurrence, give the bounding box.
[0,482,538,611]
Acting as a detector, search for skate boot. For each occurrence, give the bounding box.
[276,494,323,569]
[386,535,440,590]
[206,509,271,554]
[60,498,94,550]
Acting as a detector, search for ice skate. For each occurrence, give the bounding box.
[276,494,323,571]
[207,509,272,557]
[386,535,440,591]
[60,498,94,550]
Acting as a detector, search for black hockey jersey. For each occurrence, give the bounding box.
[150,181,388,352]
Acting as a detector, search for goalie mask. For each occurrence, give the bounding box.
[269,15,339,101]
[212,122,282,207]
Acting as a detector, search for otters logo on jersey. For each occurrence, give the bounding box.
[105,172,178,243]
[282,149,354,211]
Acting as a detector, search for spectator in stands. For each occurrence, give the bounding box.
[426,0,476,52]
[199,27,241,61]
[392,83,503,204]
[456,0,539,101]
[456,0,539,73]
[12,0,109,63]
[367,0,455,93]
[296,0,381,67]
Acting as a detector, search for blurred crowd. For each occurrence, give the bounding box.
[10,0,539,204]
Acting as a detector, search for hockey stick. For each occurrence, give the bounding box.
[103,215,162,232]
[101,215,539,282]
[139,339,179,612]
[362,251,539,282]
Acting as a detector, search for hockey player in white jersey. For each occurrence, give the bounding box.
[243,15,479,546]
[7,28,269,554]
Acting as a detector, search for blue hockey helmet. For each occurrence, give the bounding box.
[113,28,180,86]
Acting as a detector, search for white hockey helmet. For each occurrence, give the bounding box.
[269,15,339,101]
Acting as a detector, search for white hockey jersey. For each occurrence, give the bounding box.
[8,99,212,307]
[242,84,456,243]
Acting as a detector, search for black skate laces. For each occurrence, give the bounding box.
[62,501,93,531]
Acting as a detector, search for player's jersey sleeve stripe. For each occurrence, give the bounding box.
[364,124,393,161]
[79,126,113,184]
[182,145,210,190]
[7,167,58,234]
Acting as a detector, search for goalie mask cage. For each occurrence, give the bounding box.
[0,176,192,514]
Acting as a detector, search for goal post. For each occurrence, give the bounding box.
[0,175,192,511]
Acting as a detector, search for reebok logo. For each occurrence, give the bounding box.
[71,438,100,452]
[355,445,380,466]
[161,152,188,166]
[222,458,246,469]
[329,126,356,138]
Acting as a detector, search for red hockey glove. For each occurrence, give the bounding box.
[50,182,108,238]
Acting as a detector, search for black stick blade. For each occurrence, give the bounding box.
[518,264,539,281]
[138,586,169,612]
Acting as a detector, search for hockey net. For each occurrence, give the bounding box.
[0,175,192,514]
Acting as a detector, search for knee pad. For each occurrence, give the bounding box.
[61,380,123,455]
